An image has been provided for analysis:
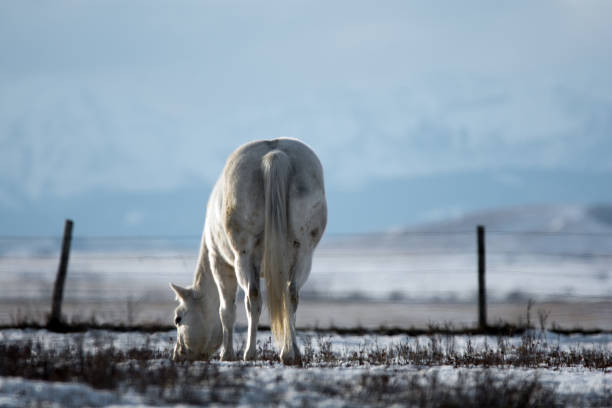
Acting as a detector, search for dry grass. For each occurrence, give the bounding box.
[0,338,566,407]
[1,302,611,406]
[1,328,611,406]
[3,301,612,337]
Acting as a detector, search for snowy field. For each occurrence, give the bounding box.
[2,234,611,305]
[0,328,610,407]
[1,205,611,330]
[2,247,611,329]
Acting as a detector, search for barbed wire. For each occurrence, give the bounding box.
[487,230,612,237]
[2,229,612,242]
[2,251,612,260]
[2,231,612,265]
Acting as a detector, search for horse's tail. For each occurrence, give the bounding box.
[261,149,291,349]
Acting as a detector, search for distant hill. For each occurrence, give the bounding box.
[329,204,612,254]
[410,204,612,234]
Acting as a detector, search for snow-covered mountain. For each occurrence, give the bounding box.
[332,204,612,254]
[411,204,612,235]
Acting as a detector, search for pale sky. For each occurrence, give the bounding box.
[1,1,611,234]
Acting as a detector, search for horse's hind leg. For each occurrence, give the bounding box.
[235,252,262,361]
[286,281,301,362]
[282,251,313,364]
[211,254,237,361]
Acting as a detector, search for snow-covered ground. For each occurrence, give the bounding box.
[0,328,610,407]
[1,365,610,407]
[1,204,611,329]
[2,205,611,304]
[1,244,610,303]
[2,327,612,354]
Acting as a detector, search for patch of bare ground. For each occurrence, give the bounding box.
[2,298,612,330]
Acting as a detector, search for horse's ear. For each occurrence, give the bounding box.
[169,282,191,301]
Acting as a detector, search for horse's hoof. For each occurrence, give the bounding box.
[220,349,235,361]
[280,350,302,366]
[281,355,302,365]
[243,348,256,361]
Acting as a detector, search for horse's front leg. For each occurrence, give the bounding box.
[236,253,261,361]
[211,255,237,361]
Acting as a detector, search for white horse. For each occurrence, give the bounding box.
[170,138,327,364]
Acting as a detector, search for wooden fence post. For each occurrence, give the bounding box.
[477,225,487,330]
[48,219,73,329]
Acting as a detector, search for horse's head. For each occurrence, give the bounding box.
[169,282,222,361]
